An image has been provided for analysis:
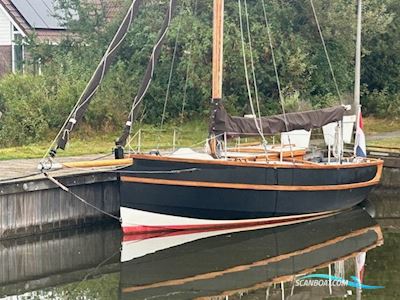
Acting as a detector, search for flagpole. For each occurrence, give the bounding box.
[355,252,366,300]
[354,0,362,112]
[354,0,362,110]
[354,0,362,156]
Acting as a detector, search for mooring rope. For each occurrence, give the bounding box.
[44,173,122,222]
[0,172,42,183]
[41,166,200,222]
[69,249,121,297]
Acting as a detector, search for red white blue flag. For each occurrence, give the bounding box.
[355,251,366,283]
[354,110,366,157]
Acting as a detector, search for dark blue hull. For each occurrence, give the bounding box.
[119,155,382,232]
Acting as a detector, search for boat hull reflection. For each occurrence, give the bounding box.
[120,208,383,300]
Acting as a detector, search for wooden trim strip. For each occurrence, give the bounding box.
[128,154,383,170]
[121,163,382,191]
[195,229,383,300]
[122,225,382,294]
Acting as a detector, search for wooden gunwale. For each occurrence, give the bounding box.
[122,224,382,294]
[127,154,383,170]
[121,162,382,191]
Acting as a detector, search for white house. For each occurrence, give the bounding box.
[0,0,69,75]
[0,0,122,76]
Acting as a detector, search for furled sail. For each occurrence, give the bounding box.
[54,0,143,152]
[116,0,177,148]
[212,104,346,136]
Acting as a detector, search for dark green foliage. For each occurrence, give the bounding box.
[362,0,400,93]
[0,0,398,147]
[0,75,50,146]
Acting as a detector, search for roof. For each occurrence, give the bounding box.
[10,0,65,30]
[87,0,124,23]
[0,0,124,42]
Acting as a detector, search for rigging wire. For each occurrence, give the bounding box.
[160,19,182,130]
[156,13,182,150]
[180,57,191,123]
[261,0,285,119]
[260,0,294,160]
[180,0,198,123]
[309,0,343,104]
[237,0,269,152]
[243,0,263,135]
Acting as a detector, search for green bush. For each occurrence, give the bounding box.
[0,74,50,146]
[363,89,400,118]
[0,0,399,148]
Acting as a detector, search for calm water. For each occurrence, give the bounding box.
[0,194,398,299]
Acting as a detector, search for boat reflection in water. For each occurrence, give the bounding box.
[120,208,383,300]
[0,207,384,299]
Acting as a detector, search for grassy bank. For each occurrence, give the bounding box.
[363,117,400,134]
[0,120,208,160]
[363,117,400,149]
[368,137,400,149]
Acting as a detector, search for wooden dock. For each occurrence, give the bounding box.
[0,155,122,240]
[0,223,120,297]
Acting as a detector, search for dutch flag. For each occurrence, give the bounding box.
[355,251,366,284]
[354,109,367,157]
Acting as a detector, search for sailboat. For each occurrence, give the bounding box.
[116,0,382,233]
[40,0,383,234]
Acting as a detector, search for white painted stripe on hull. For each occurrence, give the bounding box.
[121,225,271,262]
[120,206,336,228]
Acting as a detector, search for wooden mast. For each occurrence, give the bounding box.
[212,0,224,101]
[209,0,224,157]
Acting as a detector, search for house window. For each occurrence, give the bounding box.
[12,26,24,73]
